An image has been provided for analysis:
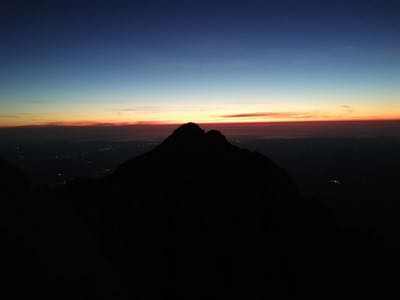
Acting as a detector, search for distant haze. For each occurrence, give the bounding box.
[0,120,399,142]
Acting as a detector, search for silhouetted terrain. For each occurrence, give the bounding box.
[1,123,399,298]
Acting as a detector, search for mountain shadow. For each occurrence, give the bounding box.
[1,123,397,299]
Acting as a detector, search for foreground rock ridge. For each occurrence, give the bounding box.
[0,123,394,299]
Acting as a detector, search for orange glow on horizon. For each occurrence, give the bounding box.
[1,116,399,128]
[1,100,399,128]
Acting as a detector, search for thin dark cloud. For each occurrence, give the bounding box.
[219,112,315,119]
[0,115,20,118]
[114,108,139,112]
[27,100,47,104]
[341,105,354,113]
[109,106,162,112]
[109,105,211,113]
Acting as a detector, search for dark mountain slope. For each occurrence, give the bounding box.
[62,123,343,298]
[1,123,396,299]
[0,160,129,299]
[109,123,302,297]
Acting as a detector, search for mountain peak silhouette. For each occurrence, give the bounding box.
[171,122,204,137]
[155,122,232,154]
[112,124,296,206]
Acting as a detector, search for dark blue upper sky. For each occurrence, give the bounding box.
[1,0,399,125]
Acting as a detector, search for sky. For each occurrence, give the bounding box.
[0,0,399,126]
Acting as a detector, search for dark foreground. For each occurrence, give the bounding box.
[1,123,399,299]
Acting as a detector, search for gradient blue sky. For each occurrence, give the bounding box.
[1,0,399,126]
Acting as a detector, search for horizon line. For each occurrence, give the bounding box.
[1,118,400,129]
